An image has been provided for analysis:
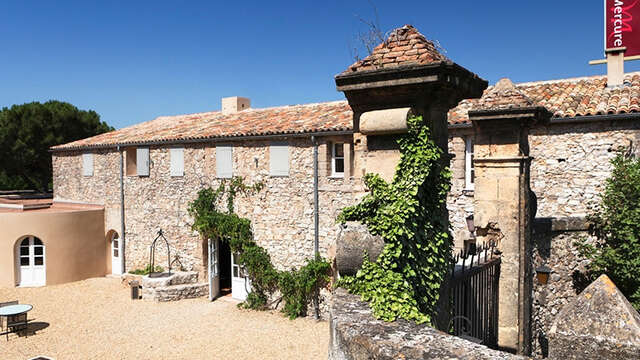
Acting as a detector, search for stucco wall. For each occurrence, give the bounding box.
[0,208,107,287]
[52,137,364,275]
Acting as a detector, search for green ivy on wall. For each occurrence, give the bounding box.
[337,115,452,324]
[188,177,330,319]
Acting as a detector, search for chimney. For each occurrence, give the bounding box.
[606,48,626,87]
[222,96,251,114]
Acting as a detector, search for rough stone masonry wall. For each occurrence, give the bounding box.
[330,288,525,360]
[446,120,640,356]
[52,136,363,277]
[447,128,474,252]
[447,120,640,249]
[530,219,595,358]
[529,120,640,218]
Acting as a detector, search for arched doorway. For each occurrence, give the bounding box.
[15,236,46,287]
[107,230,122,275]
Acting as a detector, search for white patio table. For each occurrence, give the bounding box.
[0,304,32,339]
[0,304,32,317]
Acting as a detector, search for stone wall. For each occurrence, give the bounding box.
[329,288,525,360]
[447,129,474,252]
[447,119,640,248]
[530,218,594,358]
[446,119,640,355]
[529,120,640,218]
[52,136,364,276]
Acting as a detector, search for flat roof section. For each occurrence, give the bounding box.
[0,197,103,213]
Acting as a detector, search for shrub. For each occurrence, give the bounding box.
[128,264,164,275]
[189,177,331,319]
[576,152,640,311]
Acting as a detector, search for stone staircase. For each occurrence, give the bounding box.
[141,271,208,302]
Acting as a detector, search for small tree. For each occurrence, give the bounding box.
[577,151,640,310]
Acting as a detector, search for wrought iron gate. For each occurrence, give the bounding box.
[450,243,500,348]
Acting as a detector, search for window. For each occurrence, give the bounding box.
[170,148,184,177]
[126,148,137,176]
[82,153,93,176]
[137,148,150,176]
[126,147,149,176]
[331,143,345,177]
[216,145,233,178]
[465,137,475,190]
[269,142,289,177]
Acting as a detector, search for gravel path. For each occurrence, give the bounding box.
[0,277,328,360]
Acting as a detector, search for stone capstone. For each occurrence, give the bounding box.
[359,108,414,135]
[335,222,385,276]
[328,288,525,360]
[548,274,640,360]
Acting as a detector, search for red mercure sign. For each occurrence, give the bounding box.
[606,0,640,56]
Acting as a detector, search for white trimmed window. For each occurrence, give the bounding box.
[269,142,289,177]
[331,143,345,177]
[465,137,475,190]
[216,145,233,178]
[170,147,184,177]
[82,153,93,176]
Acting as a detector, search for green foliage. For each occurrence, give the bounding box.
[337,116,452,324]
[279,258,331,319]
[189,177,330,319]
[0,101,113,191]
[576,152,640,310]
[128,264,164,275]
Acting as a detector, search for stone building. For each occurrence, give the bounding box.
[51,100,360,298]
[47,24,640,355]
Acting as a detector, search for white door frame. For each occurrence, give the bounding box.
[16,236,46,287]
[231,252,250,301]
[111,232,122,275]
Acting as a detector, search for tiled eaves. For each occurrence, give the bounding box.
[50,128,354,152]
[51,73,640,151]
[51,101,354,151]
[448,72,640,125]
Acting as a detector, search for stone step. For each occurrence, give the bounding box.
[141,271,199,289]
[142,283,209,302]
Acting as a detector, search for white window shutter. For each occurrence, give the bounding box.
[137,148,150,176]
[82,153,93,176]
[216,145,233,178]
[170,148,184,177]
[270,143,289,176]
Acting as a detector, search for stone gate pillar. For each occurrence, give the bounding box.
[335,25,487,330]
[468,79,550,354]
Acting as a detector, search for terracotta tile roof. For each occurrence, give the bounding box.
[449,72,640,125]
[52,101,353,150]
[52,73,640,151]
[473,78,536,111]
[342,24,450,74]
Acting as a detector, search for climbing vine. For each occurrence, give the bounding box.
[337,115,452,324]
[188,177,330,319]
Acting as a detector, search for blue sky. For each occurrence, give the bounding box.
[2,1,639,129]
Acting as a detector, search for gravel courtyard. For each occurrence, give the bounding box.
[0,277,329,360]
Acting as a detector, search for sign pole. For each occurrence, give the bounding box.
[590,0,640,86]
